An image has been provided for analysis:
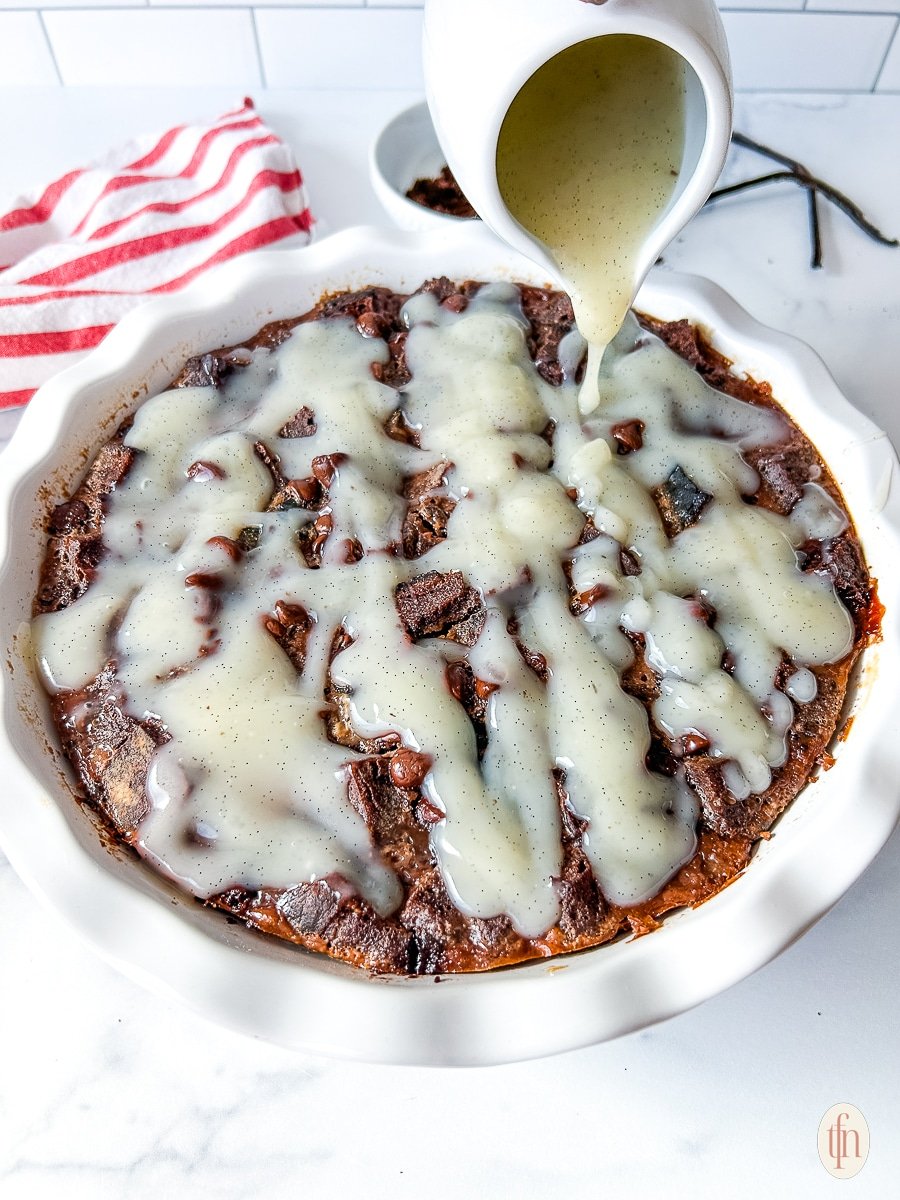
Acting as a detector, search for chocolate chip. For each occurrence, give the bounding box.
[269,477,328,511]
[611,419,645,455]
[311,453,346,487]
[570,583,610,616]
[297,512,333,569]
[357,311,390,338]
[186,460,226,482]
[389,749,433,790]
[415,796,445,826]
[384,408,421,448]
[184,572,225,590]
[264,600,313,674]
[675,732,711,758]
[206,535,242,562]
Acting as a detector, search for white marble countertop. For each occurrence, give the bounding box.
[1,88,898,1199]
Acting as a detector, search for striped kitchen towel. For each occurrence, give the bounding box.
[0,98,313,408]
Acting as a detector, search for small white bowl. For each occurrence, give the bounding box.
[370,100,482,232]
[1,222,899,1065]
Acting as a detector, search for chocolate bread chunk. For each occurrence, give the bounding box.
[278,406,317,439]
[35,435,134,615]
[49,663,164,836]
[651,464,713,537]
[519,285,580,386]
[445,660,496,759]
[406,166,479,220]
[401,461,456,558]
[395,570,486,645]
[799,534,871,631]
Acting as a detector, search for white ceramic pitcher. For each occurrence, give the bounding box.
[423,0,733,302]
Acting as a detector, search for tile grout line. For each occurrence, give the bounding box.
[0,5,895,12]
[0,3,376,8]
[36,8,63,84]
[0,82,889,93]
[871,14,899,89]
[722,8,900,16]
[250,5,267,89]
[0,87,893,93]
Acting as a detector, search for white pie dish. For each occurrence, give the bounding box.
[1,221,898,1066]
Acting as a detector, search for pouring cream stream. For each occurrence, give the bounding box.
[495,34,687,414]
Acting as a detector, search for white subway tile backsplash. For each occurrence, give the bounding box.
[347,1,900,14]
[0,13,58,84]
[356,1,821,6]
[722,11,896,89]
[4,0,145,8]
[718,1,804,9]
[390,0,840,6]
[339,0,865,6]
[44,9,263,86]
[151,0,359,6]
[0,1,894,92]
[256,8,423,88]
[876,24,900,88]
[807,2,900,12]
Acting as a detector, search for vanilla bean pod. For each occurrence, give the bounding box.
[731,132,801,172]
[706,171,793,201]
[703,131,898,268]
[808,188,823,270]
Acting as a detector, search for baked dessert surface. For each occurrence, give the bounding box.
[32,279,876,975]
[405,166,479,220]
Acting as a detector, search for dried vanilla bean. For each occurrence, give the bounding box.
[808,188,823,271]
[703,131,898,268]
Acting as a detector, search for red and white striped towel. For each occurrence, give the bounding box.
[0,99,313,408]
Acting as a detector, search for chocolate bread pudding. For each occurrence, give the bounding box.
[406,166,479,219]
[31,278,878,975]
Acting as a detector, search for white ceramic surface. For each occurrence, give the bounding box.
[1,221,898,1067]
[422,0,734,299]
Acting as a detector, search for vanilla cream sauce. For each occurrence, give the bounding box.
[34,289,854,935]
